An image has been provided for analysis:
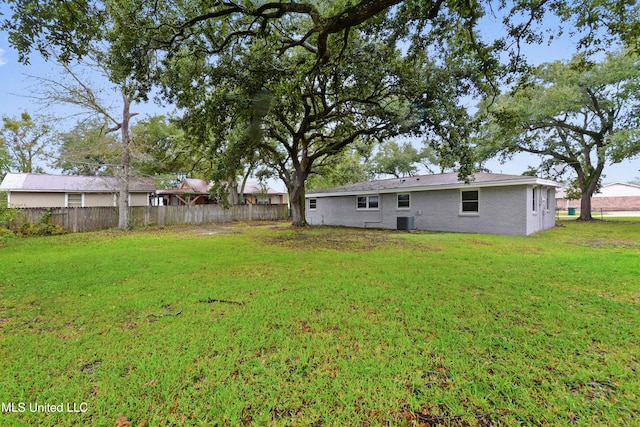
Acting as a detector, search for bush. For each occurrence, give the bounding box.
[0,227,15,246]
[17,209,67,237]
[0,192,17,229]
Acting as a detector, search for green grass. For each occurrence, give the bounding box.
[1,222,638,426]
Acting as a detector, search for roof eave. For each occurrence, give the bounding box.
[307,177,562,198]
[2,189,155,193]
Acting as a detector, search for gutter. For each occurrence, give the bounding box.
[307,177,562,198]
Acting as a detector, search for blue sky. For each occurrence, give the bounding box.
[0,4,638,183]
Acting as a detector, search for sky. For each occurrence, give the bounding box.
[0,4,638,184]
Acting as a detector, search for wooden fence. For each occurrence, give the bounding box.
[12,204,290,232]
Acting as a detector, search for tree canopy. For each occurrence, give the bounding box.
[0,112,56,173]
[53,118,120,176]
[2,0,639,224]
[477,50,640,220]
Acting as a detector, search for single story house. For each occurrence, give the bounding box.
[0,173,155,208]
[156,178,289,206]
[155,178,213,206]
[556,182,640,211]
[305,172,561,235]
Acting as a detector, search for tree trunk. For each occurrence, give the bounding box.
[228,179,239,205]
[576,164,604,221]
[578,192,593,221]
[118,168,129,229]
[289,169,308,226]
[118,91,133,230]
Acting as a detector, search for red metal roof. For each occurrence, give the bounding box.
[0,173,156,192]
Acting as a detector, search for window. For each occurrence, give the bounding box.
[356,195,379,210]
[357,196,367,209]
[368,195,379,209]
[532,187,538,213]
[309,198,317,210]
[67,193,82,207]
[546,188,551,211]
[461,190,479,213]
[397,193,410,209]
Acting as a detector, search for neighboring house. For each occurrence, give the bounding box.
[242,182,290,205]
[156,178,289,206]
[556,182,640,211]
[0,173,155,208]
[155,178,213,206]
[306,172,561,235]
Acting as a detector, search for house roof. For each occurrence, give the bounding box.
[0,173,156,193]
[158,178,286,196]
[181,178,211,194]
[594,182,640,197]
[307,172,561,198]
[556,182,640,199]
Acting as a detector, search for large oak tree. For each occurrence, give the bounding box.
[3,0,639,224]
[477,51,640,220]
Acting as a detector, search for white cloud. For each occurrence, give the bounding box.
[0,47,6,66]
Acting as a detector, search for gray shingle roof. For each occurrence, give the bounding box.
[307,172,560,197]
[0,173,156,192]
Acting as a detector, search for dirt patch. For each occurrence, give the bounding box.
[172,226,241,236]
[573,239,640,249]
[197,229,240,235]
[262,228,410,251]
[402,406,507,427]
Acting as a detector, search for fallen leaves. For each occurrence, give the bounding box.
[114,413,130,427]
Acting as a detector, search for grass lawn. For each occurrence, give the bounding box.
[0,221,638,426]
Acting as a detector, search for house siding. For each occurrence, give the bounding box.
[307,185,557,235]
[84,193,116,207]
[526,186,556,235]
[8,192,66,208]
[129,193,150,207]
[7,191,151,208]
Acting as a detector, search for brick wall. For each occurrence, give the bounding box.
[556,196,640,211]
[591,196,640,211]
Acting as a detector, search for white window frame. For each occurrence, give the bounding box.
[532,186,538,214]
[397,193,410,209]
[66,193,84,208]
[309,198,317,210]
[460,189,479,215]
[356,195,379,210]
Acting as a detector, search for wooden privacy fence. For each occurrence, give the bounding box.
[13,204,289,232]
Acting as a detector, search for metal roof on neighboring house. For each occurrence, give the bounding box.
[307,172,561,197]
[181,178,211,194]
[0,173,156,193]
[159,178,286,195]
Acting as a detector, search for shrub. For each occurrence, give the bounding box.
[0,191,17,229]
[0,227,14,246]
[17,209,67,237]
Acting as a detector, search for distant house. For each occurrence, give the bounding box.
[155,178,213,206]
[241,182,290,205]
[0,173,155,208]
[556,182,640,211]
[156,178,289,206]
[306,172,561,235]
